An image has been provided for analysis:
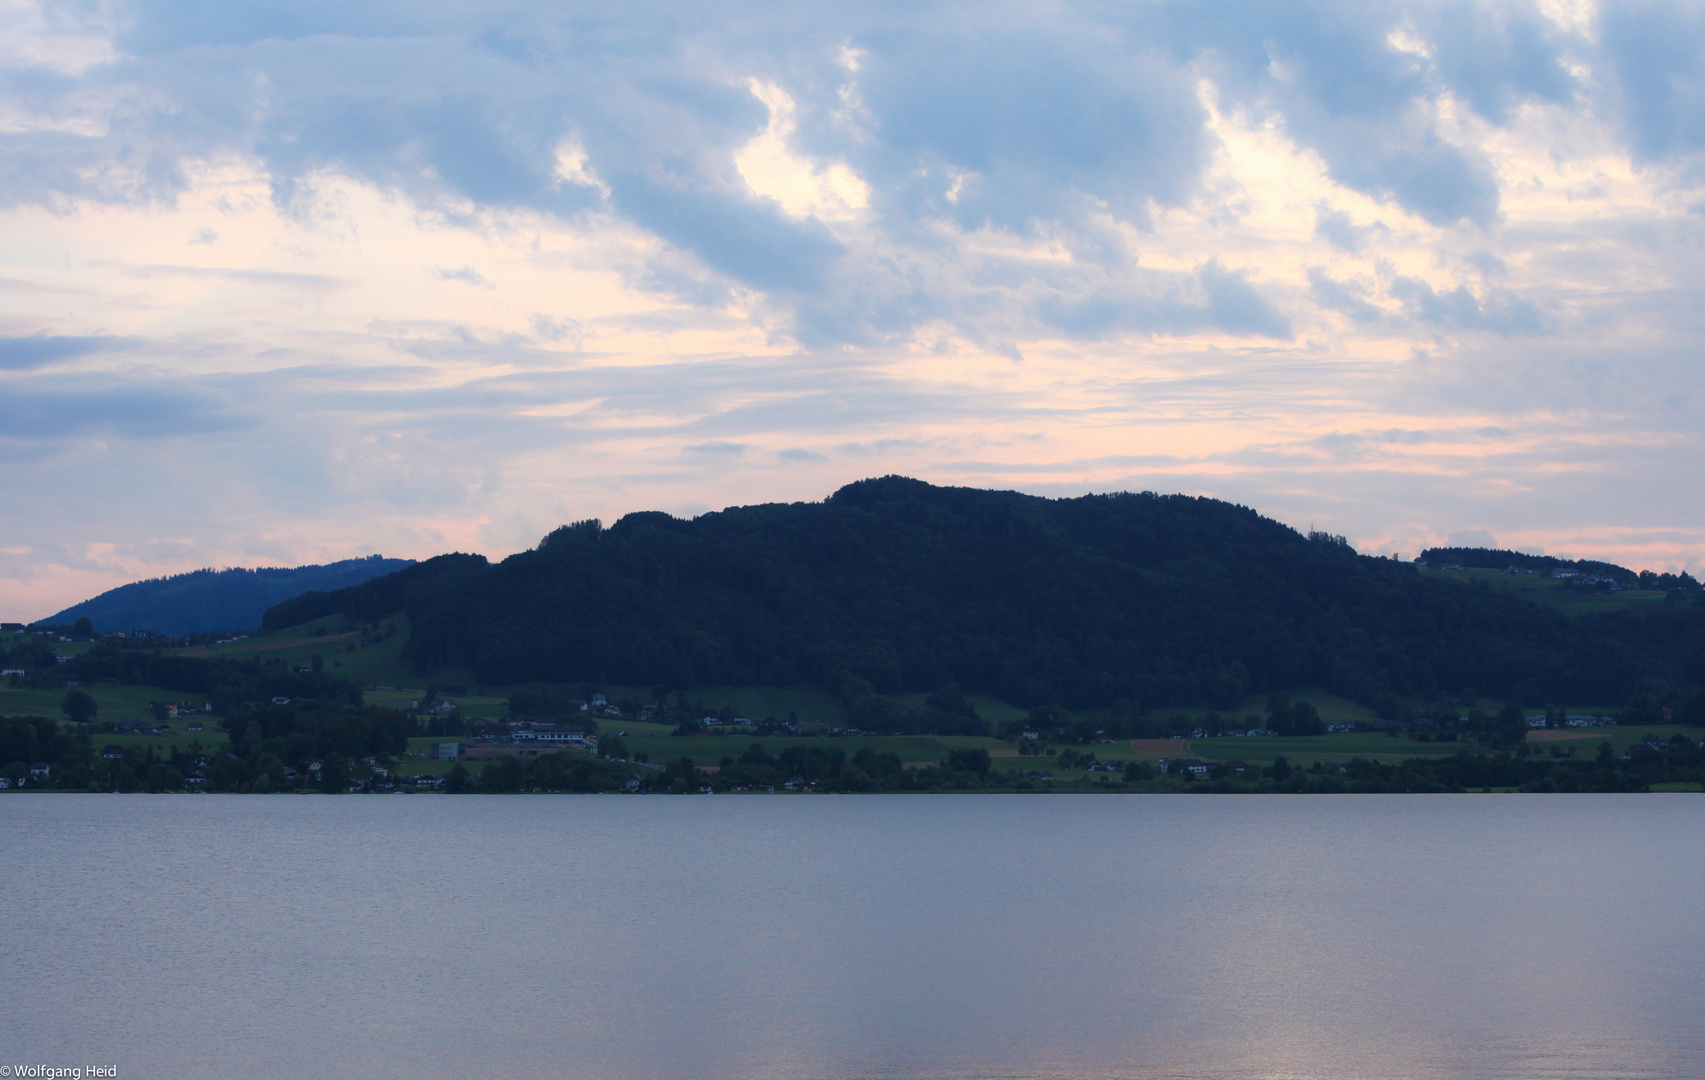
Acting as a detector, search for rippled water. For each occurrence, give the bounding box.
[3,794,1702,1080]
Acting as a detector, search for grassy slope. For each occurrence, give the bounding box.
[1418,565,1670,614]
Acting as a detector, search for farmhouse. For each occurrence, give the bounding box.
[533,726,587,743]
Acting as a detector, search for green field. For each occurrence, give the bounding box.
[167,614,420,686]
[1419,565,1669,614]
[0,680,209,724]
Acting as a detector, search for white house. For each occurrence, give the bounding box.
[534,727,587,743]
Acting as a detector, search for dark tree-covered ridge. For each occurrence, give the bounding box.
[267,477,1705,712]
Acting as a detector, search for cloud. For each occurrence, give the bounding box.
[1391,277,1549,335]
[0,375,254,440]
[0,335,133,370]
[6,0,1705,618]
[1313,206,1378,252]
[438,266,493,288]
[1449,528,1498,548]
[0,0,1596,340]
[1600,2,1705,162]
[1034,263,1290,339]
[1307,268,1384,324]
[1200,261,1292,339]
[685,441,747,455]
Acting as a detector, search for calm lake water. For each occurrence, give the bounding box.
[3,794,1703,1080]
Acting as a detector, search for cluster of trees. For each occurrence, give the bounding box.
[1638,570,1704,598]
[1620,687,1705,726]
[2,634,59,676]
[1419,547,1636,580]
[1177,737,1701,794]
[1,699,411,792]
[442,753,643,794]
[641,741,999,793]
[838,681,990,736]
[271,477,1705,716]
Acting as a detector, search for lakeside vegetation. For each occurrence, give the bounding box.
[4,619,1700,792]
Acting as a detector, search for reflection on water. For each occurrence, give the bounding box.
[2,794,1702,1080]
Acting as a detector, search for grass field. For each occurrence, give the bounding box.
[1418,565,1669,614]
[0,681,207,723]
[167,614,424,687]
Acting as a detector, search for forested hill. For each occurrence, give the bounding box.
[45,555,414,635]
[263,478,1705,713]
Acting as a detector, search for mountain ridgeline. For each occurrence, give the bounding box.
[47,555,416,635]
[262,478,1704,715]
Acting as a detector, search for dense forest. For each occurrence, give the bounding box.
[263,477,1705,716]
[44,555,414,636]
[1418,547,1638,579]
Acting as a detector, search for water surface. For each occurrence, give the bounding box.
[3,794,1701,1079]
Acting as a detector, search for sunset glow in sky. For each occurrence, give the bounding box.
[3,0,1704,619]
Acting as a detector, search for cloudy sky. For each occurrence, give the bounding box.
[3,0,1703,619]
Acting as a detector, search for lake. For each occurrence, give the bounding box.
[3,794,1702,1080]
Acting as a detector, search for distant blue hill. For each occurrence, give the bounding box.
[42,556,416,635]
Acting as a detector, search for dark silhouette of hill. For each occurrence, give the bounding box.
[263,478,1705,713]
[45,555,415,635]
